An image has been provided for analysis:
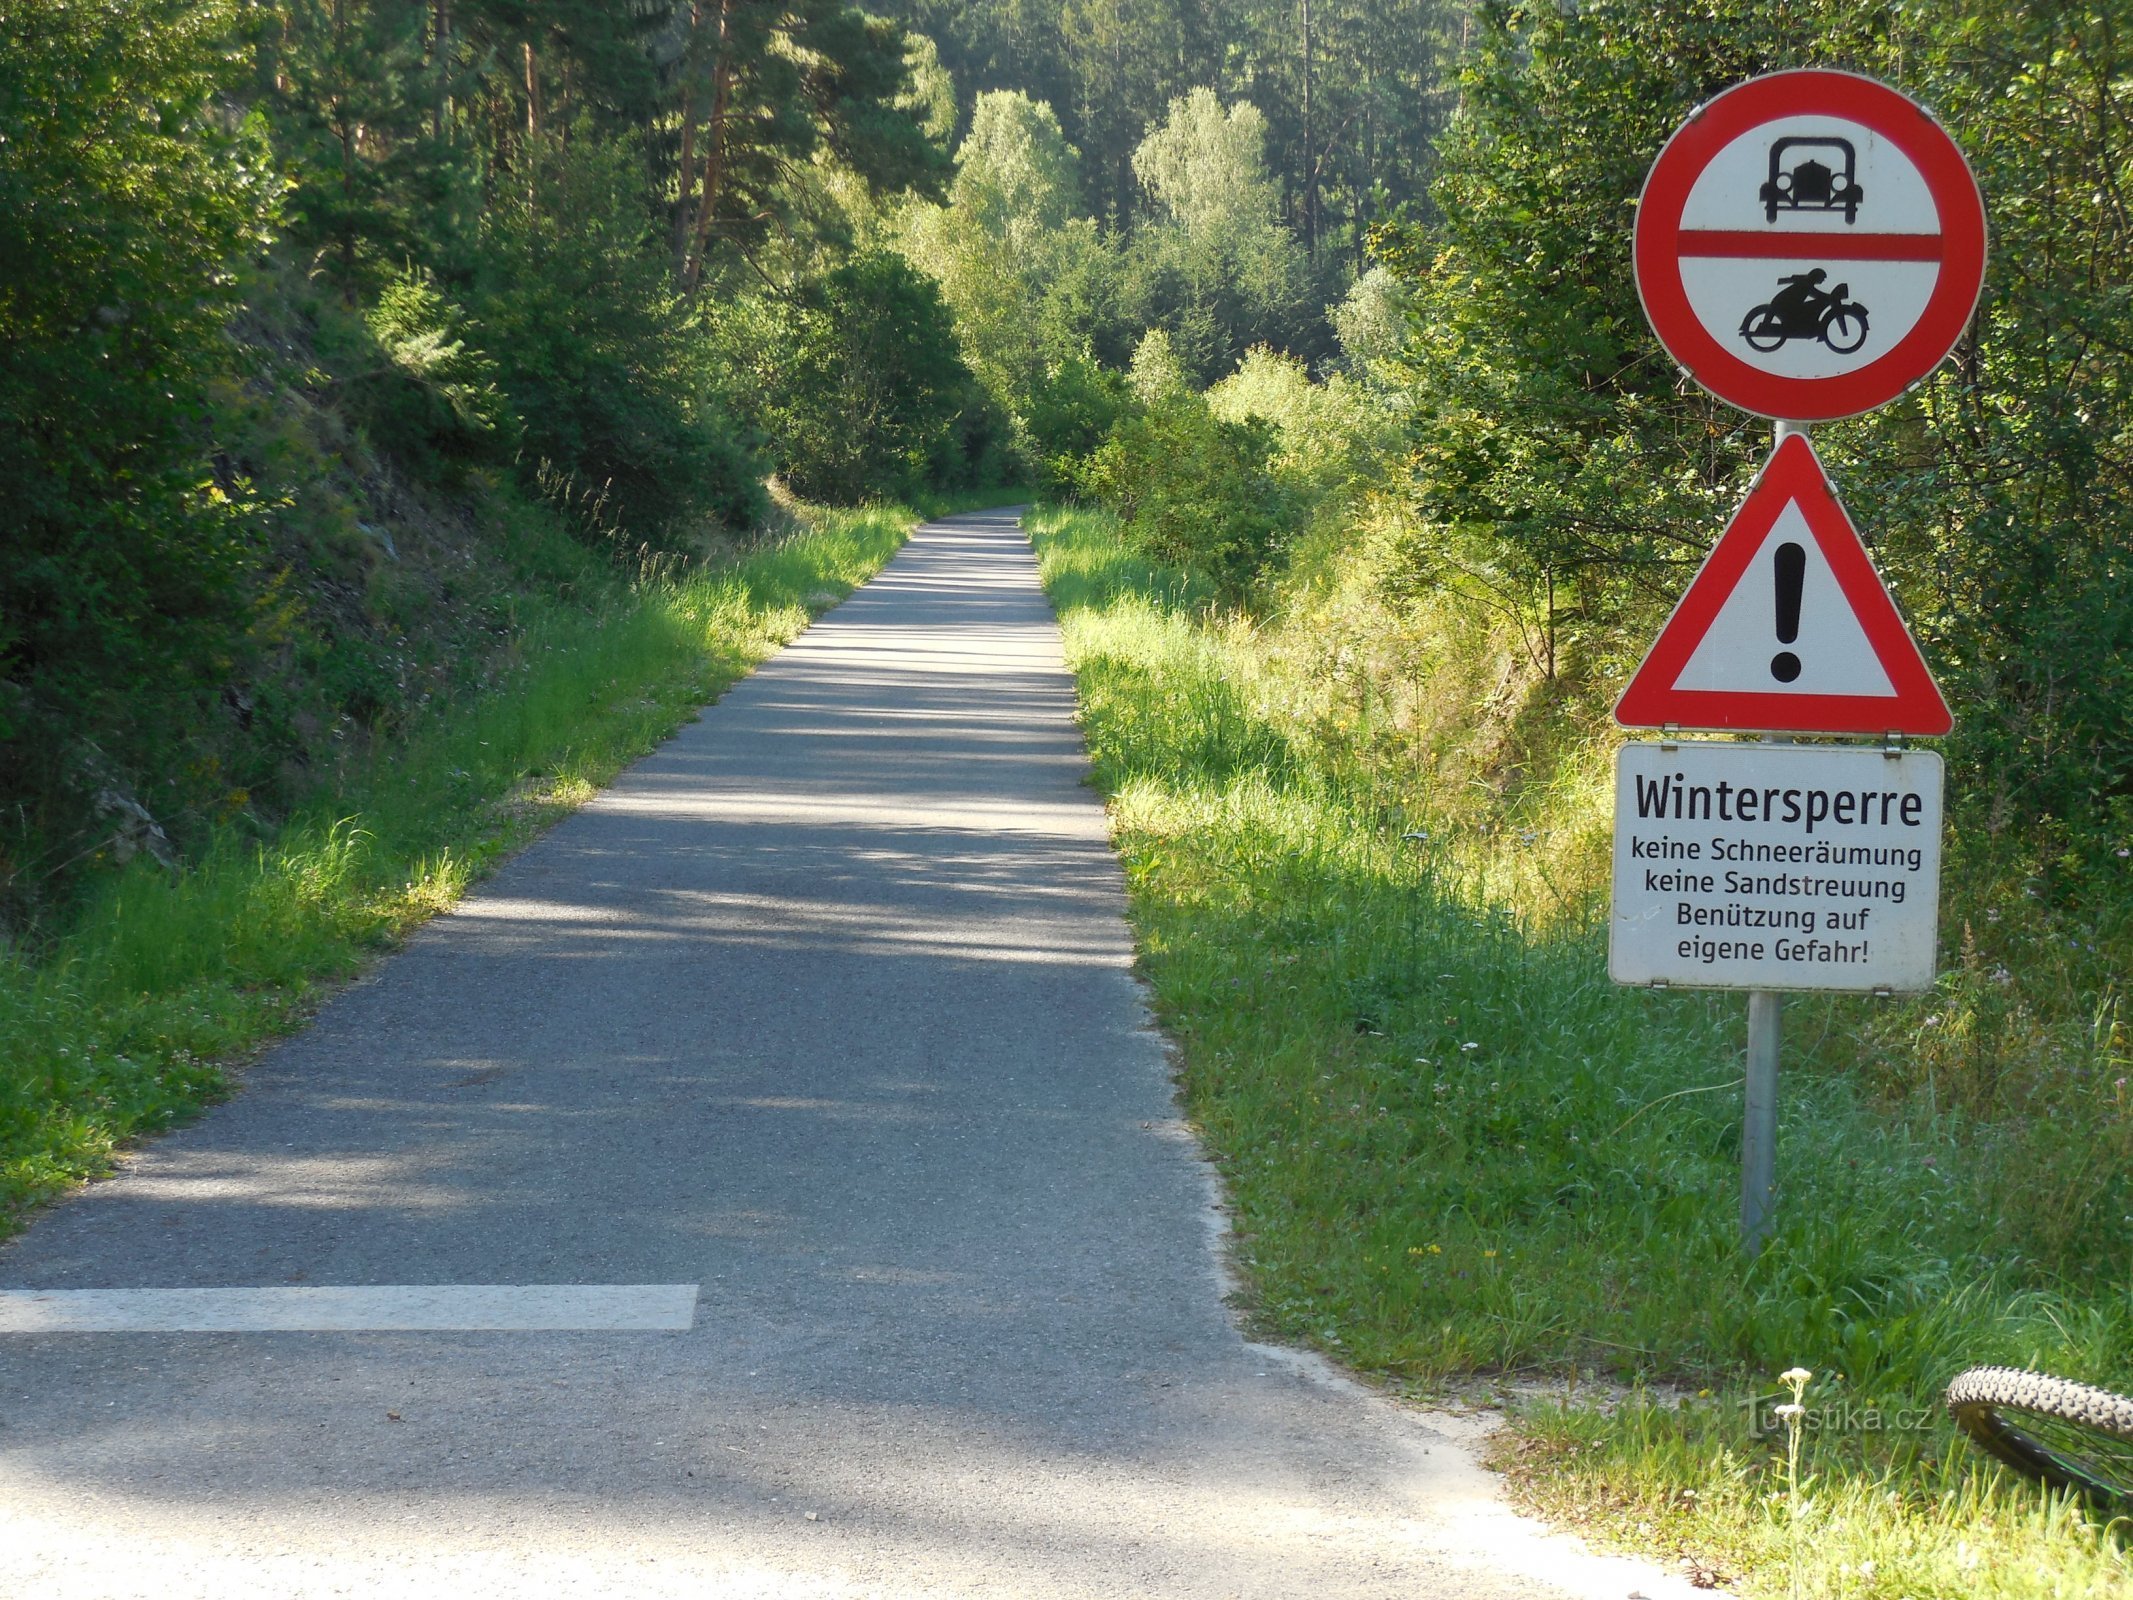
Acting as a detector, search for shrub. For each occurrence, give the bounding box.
[1081,395,1293,595]
[473,132,765,542]
[320,270,506,482]
[0,0,277,914]
[740,252,993,504]
[1022,356,1133,493]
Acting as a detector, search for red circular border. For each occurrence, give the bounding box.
[1634,70,1986,421]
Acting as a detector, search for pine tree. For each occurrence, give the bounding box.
[270,0,440,298]
[669,0,947,293]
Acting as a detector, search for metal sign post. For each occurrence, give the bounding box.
[1744,988,1781,1251]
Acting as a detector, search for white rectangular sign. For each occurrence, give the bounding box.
[1611,741,1942,993]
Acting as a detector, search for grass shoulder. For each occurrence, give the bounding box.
[1027,502,2131,1599]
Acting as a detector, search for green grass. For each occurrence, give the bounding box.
[0,502,913,1228]
[1030,502,2132,1598]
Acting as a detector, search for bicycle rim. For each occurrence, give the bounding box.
[1993,1407,2133,1503]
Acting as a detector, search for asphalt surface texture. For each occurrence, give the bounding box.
[0,509,1708,1598]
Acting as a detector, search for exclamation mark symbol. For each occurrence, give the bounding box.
[1770,541,1805,683]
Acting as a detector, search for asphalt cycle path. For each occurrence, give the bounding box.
[0,510,1708,1599]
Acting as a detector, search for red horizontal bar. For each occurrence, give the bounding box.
[1678,229,1944,261]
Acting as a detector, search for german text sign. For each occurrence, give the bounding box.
[1634,70,1987,421]
[1611,741,1943,993]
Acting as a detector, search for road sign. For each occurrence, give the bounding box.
[1610,740,1943,993]
[1615,433,1951,735]
[1634,69,1987,421]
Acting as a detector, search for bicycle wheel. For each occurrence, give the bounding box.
[1946,1366,2133,1506]
[1822,307,1869,354]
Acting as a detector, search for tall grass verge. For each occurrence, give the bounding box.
[0,503,915,1227]
[1031,503,2131,1599]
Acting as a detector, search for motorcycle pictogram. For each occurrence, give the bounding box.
[1738,269,1871,354]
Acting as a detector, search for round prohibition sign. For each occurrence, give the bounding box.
[1635,70,1986,421]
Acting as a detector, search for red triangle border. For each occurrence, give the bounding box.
[1614,435,1952,736]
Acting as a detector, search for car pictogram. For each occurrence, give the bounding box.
[1760,136,1864,224]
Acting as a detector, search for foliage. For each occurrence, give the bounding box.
[474,132,765,540]
[327,270,506,480]
[898,90,1122,444]
[1020,355,1134,493]
[1080,396,1293,595]
[0,0,278,907]
[894,82,1348,471]
[1126,328,1191,406]
[1327,264,1412,379]
[1124,89,1329,382]
[736,252,998,503]
[1133,89,1285,244]
[880,0,1464,256]
[1206,347,1400,503]
[669,0,948,292]
[268,0,443,297]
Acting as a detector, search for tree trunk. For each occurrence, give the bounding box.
[523,39,543,142]
[671,0,711,276]
[1301,0,1317,255]
[680,0,738,296]
[335,0,356,302]
[431,0,450,141]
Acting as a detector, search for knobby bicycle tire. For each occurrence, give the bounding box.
[1945,1365,2133,1507]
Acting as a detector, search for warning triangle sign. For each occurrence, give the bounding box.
[1615,434,1952,735]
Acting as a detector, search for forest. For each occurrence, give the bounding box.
[4,0,2132,1593]
[0,0,1462,918]
[7,0,2125,924]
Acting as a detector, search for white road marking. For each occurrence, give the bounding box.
[0,1284,699,1332]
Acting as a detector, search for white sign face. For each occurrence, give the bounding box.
[1633,70,1988,422]
[1611,741,1942,993]
[1676,114,1942,381]
[1672,495,1893,697]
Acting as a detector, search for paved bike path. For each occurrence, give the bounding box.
[0,510,1702,1598]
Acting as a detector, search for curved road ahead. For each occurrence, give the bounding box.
[0,510,1701,1599]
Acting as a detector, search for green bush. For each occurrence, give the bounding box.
[1022,355,1134,493]
[1081,395,1294,595]
[318,270,506,482]
[473,132,765,542]
[0,0,277,912]
[739,252,995,504]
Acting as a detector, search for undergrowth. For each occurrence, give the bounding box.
[1030,503,2132,1599]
